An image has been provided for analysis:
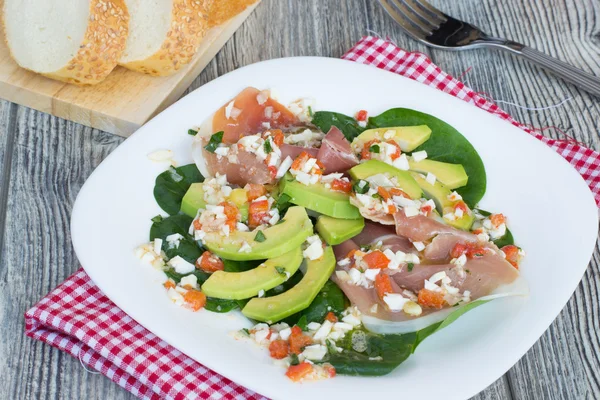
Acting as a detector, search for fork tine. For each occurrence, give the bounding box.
[378,0,431,40]
[411,0,449,23]
[398,0,441,29]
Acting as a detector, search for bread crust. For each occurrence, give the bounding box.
[48,0,130,85]
[119,0,210,77]
[2,0,130,85]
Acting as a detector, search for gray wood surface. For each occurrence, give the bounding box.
[0,0,598,399]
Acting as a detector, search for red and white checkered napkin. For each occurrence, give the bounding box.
[343,36,600,206]
[25,36,600,400]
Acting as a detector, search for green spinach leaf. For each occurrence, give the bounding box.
[153,164,203,215]
[368,108,486,207]
[493,229,514,248]
[312,111,365,141]
[223,259,263,272]
[283,280,347,326]
[204,131,224,153]
[150,214,203,264]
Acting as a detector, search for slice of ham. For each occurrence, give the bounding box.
[203,149,272,186]
[351,221,397,246]
[316,126,358,173]
[280,143,319,161]
[393,212,476,242]
[212,87,299,144]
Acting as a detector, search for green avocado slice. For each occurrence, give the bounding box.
[348,160,422,199]
[203,206,313,261]
[181,183,206,218]
[408,159,468,189]
[351,125,432,152]
[411,173,474,230]
[280,175,361,219]
[316,216,364,245]
[242,246,336,323]
[201,247,303,300]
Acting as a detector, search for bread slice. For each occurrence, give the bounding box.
[2,0,129,85]
[118,0,210,76]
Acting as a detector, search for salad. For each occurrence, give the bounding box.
[136,87,527,382]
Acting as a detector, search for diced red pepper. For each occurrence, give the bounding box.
[245,184,267,201]
[355,109,368,122]
[196,251,225,273]
[331,179,352,193]
[417,288,445,309]
[389,188,410,199]
[291,151,311,171]
[268,340,289,359]
[325,312,338,323]
[374,272,393,300]
[323,364,336,378]
[502,244,520,269]
[385,140,402,160]
[454,200,469,214]
[183,290,207,311]
[289,330,312,355]
[363,250,390,269]
[286,362,313,382]
[163,280,176,290]
[377,186,391,201]
[490,213,506,228]
[361,139,378,160]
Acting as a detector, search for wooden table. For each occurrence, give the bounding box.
[1,1,598,399]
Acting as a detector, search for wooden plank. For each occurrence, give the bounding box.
[0,1,260,137]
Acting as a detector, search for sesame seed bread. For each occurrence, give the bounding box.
[118,0,210,76]
[2,0,129,85]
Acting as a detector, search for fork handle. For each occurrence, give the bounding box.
[508,45,600,97]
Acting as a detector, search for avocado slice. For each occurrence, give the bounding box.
[408,159,468,189]
[349,160,422,199]
[201,247,303,300]
[181,183,206,217]
[411,173,474,230]
[352,125,432,152]
[280,175,361,219]
[203,206,313,261]
[316,216,364,245]
[242,246,336,323]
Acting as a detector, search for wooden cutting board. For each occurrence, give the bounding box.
[0,1,260,137]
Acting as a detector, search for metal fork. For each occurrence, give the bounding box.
[379,0,600,97]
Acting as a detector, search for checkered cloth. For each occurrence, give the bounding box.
[25,36,600,400]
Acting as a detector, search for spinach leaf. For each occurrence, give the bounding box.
[153,164,204,215]
[312,111,365,141]
[150,214,203,264]
[188,129,198,136]
[368,108,486,207]
[204,298,240,313]
[164,268,210,285]
[283,280,347,326]
[321,298,490,376]
[325,329,417,376]
[493,229,514,248]
[265,268,304,297]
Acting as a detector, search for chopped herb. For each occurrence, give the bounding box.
[369,144,380,153]
[360,245,370,252]
[241,328,250,335]
[465,269,471,274]
[275,266,286,275]
[203,131,224,153]
[275,193,291,212]
[308,106,314,117]
[296,315,308,331]
[254,230,267,242]
[372,193,383,200]
[326,339,339,354]
[151,215,163,223]
[187,129,198,136]
[353,180,369,194]
[263,138,273,154]
[276,218,286,225]
[407,262,414,272]
[289,353,300,366]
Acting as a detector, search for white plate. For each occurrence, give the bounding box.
[71,57,598,400]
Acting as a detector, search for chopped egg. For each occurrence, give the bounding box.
[392,154,410,170]
[180,274,198,289]
[426,172,437,185]
[166,233,184,249]
[412,241,425,251]
[411,150,428,162]
[312,320,333,341]
[239,241,252,253]
[383,293,409,311]
[168,256,195,274]
[303,236,324,260]
[301,345,327,361]
[279,327,292,341]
